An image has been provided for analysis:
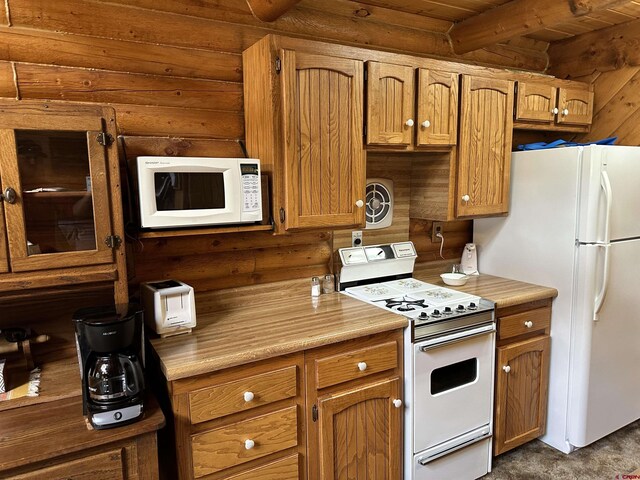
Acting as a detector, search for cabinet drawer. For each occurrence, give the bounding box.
[315,340,398,389]
[191,406,298,477]
[189,366,297,424]
[223,454,299,480]
[498,307,551,340]
[5,448,124,480]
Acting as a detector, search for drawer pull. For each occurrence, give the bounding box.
[503,365,511,374]
[243,391,255,402]
[357,362,367,372]
[244,439,255,450]
[524,320,533,328]
[393,399,403,408]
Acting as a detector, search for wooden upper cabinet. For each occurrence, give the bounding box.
[366,62,415,146]
[457,75,514,217]
[280,50,365,230]
[416,69,458,146]
[557,86,594,126]
[515,81,557,123]
[316,377,402,480]
[494,335,550,456]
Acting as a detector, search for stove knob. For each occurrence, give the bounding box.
[457,304,465,311]
[468,302,477,310]
[419,312,428,319]
[443,307,452,314]
[432,309,441,317]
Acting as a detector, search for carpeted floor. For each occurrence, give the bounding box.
[484,420,640,479]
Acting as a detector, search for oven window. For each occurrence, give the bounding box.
[430,358,478,395]
[154,172,225,210]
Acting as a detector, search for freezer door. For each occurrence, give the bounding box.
[578,146,640,243]
[569,239,640,448]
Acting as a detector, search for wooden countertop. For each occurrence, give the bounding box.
[0,393,165,472]
[151,265,557,382]
[413,261,558,308]
[150,280,408,381]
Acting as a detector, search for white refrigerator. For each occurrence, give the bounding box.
[474,145,640,454]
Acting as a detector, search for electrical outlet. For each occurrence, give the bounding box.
[431,222,444,243]
[352,230,363,247]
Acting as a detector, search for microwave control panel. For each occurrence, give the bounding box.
[241,163,261,212]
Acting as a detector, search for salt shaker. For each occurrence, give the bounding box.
[311,276,321,297]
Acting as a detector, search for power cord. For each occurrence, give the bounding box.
[436,232,445,259]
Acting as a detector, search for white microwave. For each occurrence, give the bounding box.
[136,156,262,229]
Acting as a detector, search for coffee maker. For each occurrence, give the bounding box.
[73,304,145,429]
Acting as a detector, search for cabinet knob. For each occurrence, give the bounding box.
[355,199,364,208]
[405,119,414,127]
[1,187,17,204]
[243,391,254,402]
[421,120,431,128]
[244,439,255,450]
[357,361,367,372]
[552,107,559,115]
[461,194,470,202]
[562,108,569,116]
[503,365,511,374]
[393,399,403,408]
[524,320,533,328]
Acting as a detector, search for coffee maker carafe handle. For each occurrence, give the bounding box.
[119,354,145,396]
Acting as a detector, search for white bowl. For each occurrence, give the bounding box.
[440,273,469,286]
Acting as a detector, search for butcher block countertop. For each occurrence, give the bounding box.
[150,262,557,382]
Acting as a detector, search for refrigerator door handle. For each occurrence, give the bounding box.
[600,169,612,244]
[593,243,611,321]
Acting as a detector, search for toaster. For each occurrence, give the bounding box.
[140,280,196,337]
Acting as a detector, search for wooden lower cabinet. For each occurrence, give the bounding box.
[493,300,552,456]
[164,330,403,479]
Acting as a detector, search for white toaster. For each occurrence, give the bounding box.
[140,280,196,337]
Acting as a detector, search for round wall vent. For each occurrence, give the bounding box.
[365,178,393,230]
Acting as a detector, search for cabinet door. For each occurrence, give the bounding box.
[316,377,402,480]
[366,62,415,146]
[557,86,594,126]
[0,124,113,272]
[494,335,550,456]
[515,81,557,123]
[457,75,514,217]
[281,50,365,230]
[416,70,458,146]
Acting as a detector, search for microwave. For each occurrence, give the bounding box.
[136,156,262,229]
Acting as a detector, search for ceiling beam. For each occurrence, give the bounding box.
[449,0,630,54]
[548,17,640,78]
[245,0,303,22]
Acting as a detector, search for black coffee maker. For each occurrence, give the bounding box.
[73,304,145,429]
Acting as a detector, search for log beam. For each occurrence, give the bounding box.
[449,0,630,54]
[548,17,640,78]
[245,0,303,22]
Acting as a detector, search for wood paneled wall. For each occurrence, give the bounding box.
[0,0,523,291]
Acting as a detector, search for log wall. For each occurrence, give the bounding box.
[0,0,541,291]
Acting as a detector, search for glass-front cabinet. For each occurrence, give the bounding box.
[0,102,119,281]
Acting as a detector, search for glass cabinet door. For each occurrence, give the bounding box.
[0,128,113,272]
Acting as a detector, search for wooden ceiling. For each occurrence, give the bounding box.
[256,0,640,58]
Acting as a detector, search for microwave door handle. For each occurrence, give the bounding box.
[593,244,611,321]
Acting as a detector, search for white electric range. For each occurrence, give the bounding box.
[339,241,496,480]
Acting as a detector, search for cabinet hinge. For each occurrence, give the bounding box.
[363,124,367,137]
[279,207,285,223]
[275,56,281,74]
[364,69,367,82]
[105,235,122,249]
[96,132,114,147]
[312,404,318,422]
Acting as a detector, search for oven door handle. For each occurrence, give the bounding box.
[417,426,492,465]
[418,323,495,352]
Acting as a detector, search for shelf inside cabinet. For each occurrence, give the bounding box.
[137,223,273,239]
[22,190,91,199]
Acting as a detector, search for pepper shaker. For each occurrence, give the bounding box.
[322,274,335,294]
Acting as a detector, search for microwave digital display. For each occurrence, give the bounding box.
[154,172,225,211]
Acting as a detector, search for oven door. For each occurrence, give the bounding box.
[413,323,495,453]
